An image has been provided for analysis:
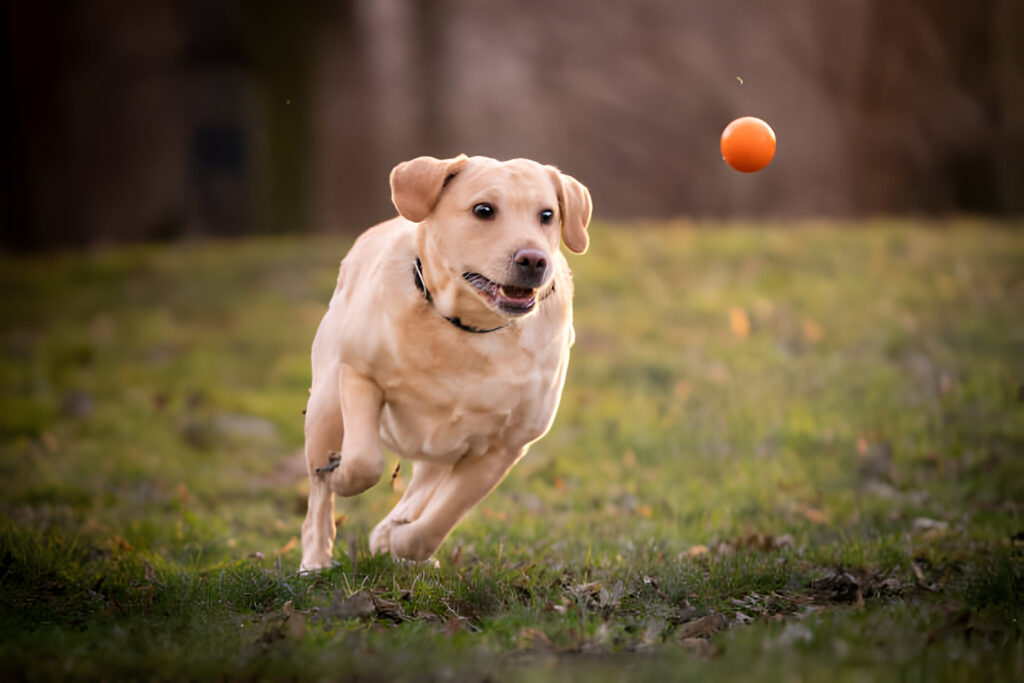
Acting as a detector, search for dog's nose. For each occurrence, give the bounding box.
[513,248,549,285]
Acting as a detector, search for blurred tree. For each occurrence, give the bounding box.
[858,0,1003,213]
[4,0,1022,248]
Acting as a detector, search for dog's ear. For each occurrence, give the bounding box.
[390,154,469,222]
[547,167,593,254]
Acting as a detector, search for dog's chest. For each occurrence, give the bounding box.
[376,337,567,462]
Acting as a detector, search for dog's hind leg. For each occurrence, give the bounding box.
[379,447,526,562]
[369,461,452,557]
[300,372,344,572]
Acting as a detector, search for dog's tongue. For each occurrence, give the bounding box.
[500,285,534,302]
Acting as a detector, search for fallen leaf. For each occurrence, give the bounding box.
[597,581,625,610]
[801,318,824,344]
[676,613,726,639]
[109,536,133,552]
[811,569,861,603]
[371,594,407,623]
[519,627,554,652]
[733,533,795,552]
[734,611,754,625]
[323,590,376,620]
[275,536,298,556]
[799,505,828,524]
[729,307,751,339]
[621,448,637,468]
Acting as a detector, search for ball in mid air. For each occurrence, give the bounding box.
[720,116,776,173]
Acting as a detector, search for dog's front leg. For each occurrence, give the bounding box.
[300,374,344,572]
[384,447,526,562]
[330,364,386,497]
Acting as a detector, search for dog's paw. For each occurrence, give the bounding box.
[370,523,440,568]
[368,517,402,556]
[382,520,441,563]
[299,555,340,574]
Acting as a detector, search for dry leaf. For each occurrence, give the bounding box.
[275,536,298,556]
[811,569,861,603]
[519,627,554,652]
[109,536,133,552]
[621,448,637,468]
[801,318,824,344]
[799,505,828,524]
[676,613,726,639]
[729,307,751,339]
[325,590,376,620]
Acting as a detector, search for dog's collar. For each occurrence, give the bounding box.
[413,258,509,334]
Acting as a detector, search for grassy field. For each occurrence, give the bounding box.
[1,219,1022,681]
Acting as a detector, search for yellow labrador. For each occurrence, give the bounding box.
[299,154,592,570]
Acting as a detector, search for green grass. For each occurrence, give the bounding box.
[1,219,1022,680]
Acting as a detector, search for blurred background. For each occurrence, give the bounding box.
[5,0,1024,249]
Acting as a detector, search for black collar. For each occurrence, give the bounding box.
[413,258,509,334]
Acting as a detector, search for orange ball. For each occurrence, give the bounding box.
[720,116,776,173]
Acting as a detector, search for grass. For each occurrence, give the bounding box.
[1,219,1022,680]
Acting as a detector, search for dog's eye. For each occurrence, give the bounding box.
[472,203,495,220]
[539,209,554,225]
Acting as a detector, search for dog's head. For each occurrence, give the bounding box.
[391,155,592,327]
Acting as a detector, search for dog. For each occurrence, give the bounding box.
[299,154,592,571]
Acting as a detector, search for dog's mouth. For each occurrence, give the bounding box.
[463,273,537,315]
